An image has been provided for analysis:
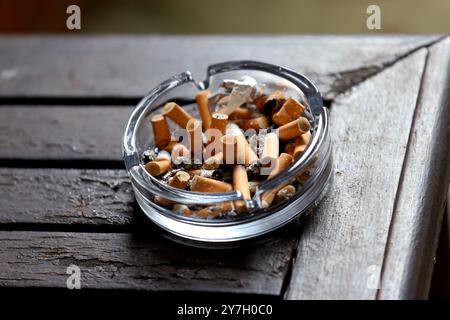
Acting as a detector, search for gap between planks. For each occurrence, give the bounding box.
[288,50,425,298]
[279,36,449,299]
[375,44,431,301]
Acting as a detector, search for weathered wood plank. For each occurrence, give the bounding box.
[378,38,450,300]
[285,49,428,299]
[0,169,134,226]
[0,36,440,99]
[0,107,132,160]
[0,231,295,294]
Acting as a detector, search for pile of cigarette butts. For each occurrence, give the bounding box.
[142,76,315,219]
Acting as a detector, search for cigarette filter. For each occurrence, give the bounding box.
[228,107,256,120]
[277,117,310,141]
[272,98,306,126]
[221,134,258,166]
[234,115,269,131]
[261,132,280,167]
[195,90,212,130]
[145,159,171,176]
[186,119,204,159]
[173,204,192,216]
[151,114,172,148]
[232,165,251,213]
[168,170,190,190]
[191,175,233,193]
[209,112,228,143]
[293,132,312,158]
[162,102,194,128]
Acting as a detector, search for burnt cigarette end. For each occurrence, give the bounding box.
[297,117,311,133]
[168,170,191,190]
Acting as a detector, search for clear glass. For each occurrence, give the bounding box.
[123,60,333,245]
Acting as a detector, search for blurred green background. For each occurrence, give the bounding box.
[1,0,449,34]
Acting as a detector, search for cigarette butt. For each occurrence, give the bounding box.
[221,201,235,212]
[275,185,296,203]
[221,134,258,166]
[254,95,268,112]
[145,159,171,176]
[162,102,194,128]
[257,91,285,114]
[293,132,312,158]
[261,190,277,208]
[233,165,251,213]
[168,171,190,190]
[228,107,255,120]
[296,171,311,183]
[196,90,212,130]
[268,153,294,179]
[154,195,172,207]
[170,143,190,160]
[173,204,192,216]
[261,132,279,167]
[209,112,228,138]
[261,153,294,208]
[195,202,234,219]
[277,117,310,141]
[188,169,201,177]
[236,135,259,165]
[205,113,228,155]
[234,115,269,131]
[248,180,260,195]
[188,169,219,180]
[151,114,172,148]
[284,141,296,156]
[204,152,224,170]
[186,119,204,157]
[272,98,306,126]
[196,207,214,218]
[163,136,181,152]
[221,134,237,165]
[296,154,318,183]
[191,175,232,193]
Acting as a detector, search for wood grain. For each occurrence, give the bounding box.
[0,36,440,100]
[0,231,295,294]
[285,49,428,299]
[0,107,132,160]
[0,169,134,226]
[0,36,448,298]
[378,38,450,300]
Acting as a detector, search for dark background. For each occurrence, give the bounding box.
[1,0,450,34]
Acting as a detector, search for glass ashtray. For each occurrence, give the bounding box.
[122,60,333,245]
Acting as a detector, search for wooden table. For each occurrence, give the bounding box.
[0,35,449,299]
